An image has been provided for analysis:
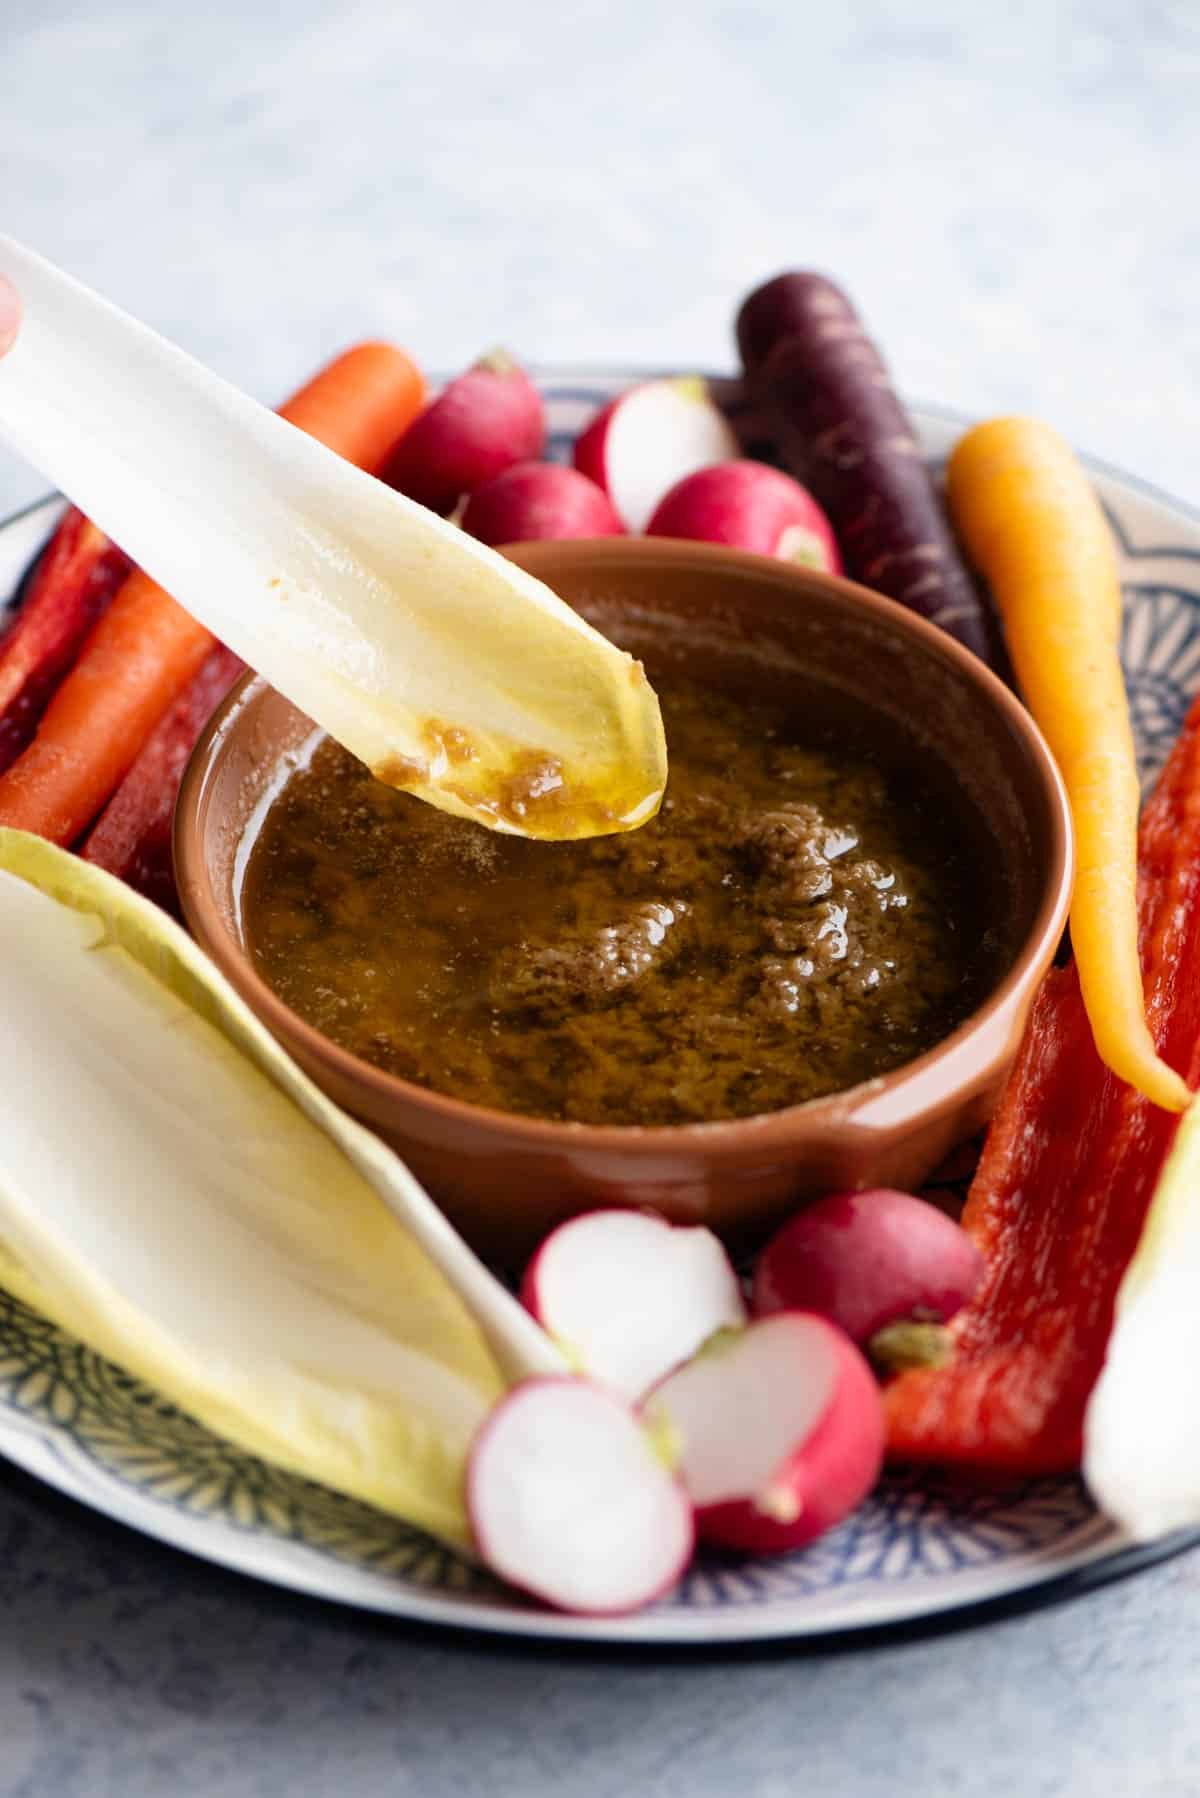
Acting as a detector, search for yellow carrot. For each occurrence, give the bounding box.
[947,416,1190,1113]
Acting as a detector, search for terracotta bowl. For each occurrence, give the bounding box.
[175,539,1073,1262]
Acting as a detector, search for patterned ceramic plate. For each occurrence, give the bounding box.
[0,372,1198,1645]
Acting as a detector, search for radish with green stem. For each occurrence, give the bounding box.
[520,1210,747,1401]
[467,1375,695,1614]
[381,351,545,514]
[644,1314,885,1554]
[736,271,995,663]
[573,377,738,532]
[753,1190,984,1373]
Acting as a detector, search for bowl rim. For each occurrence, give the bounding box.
[174,536,1074,1155]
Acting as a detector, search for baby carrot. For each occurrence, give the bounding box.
[0,568,216,842]
[947,416,1190,1113]
[0,343,425,844]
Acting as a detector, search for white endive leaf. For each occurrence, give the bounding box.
[0,235,666,838]
[0,829,557,1551]
[1084,1095,1200,1540]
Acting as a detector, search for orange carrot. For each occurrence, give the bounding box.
[0,343,425,844]
[81,642,245,910]
[0,570,215,842]
[277,340,425,466]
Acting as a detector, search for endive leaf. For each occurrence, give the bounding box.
[1084,1095,1200,1539]
[0,235,666,839]
[0,828,556,1551]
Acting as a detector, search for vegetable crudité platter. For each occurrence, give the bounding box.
[4,251,1200,1643]
[0,379,1197,1641]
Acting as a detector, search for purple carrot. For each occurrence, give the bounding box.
[736,272,995,663]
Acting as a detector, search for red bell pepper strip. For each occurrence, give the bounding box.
[80,643,244,913]
[0,509,131,773]
[885,689,1200,1473]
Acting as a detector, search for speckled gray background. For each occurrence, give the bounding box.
[3,1466,1200,1798]
[4,0,1200,511]
[3,2,1200,1792]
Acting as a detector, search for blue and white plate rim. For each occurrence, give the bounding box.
[0,369,1197,1647]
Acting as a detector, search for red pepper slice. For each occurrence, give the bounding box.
[885,691,1200,1473]
[80,643,244,913]
[0,509,131,773]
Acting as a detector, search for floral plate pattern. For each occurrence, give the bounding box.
[0,374,1196,1644]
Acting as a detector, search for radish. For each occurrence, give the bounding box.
[573,377,738,532]
[520,1210,747,1402]
[467,1376,694,1614]
[460,461,625,546]
[753,1190,984,1371]
[646,460,842,573]
[381,351,546,514]
[644,1314,884,1554]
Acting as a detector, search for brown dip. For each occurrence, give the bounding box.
[240,672,1004,1126]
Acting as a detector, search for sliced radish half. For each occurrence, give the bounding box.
[573,377,738,532]
[467,1376,694,1615]
[520,1210,747,1401]
[644,1313,884,1554]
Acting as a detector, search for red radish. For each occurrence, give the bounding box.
[644,1314,884,1554]
[461,461,624,546]
[520,1210,747,1402]
[753,1190,984,1366]
[646,460,842,573]
[467,1376,694,1615]
[573,377,739,532]
[381,350,545,514]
